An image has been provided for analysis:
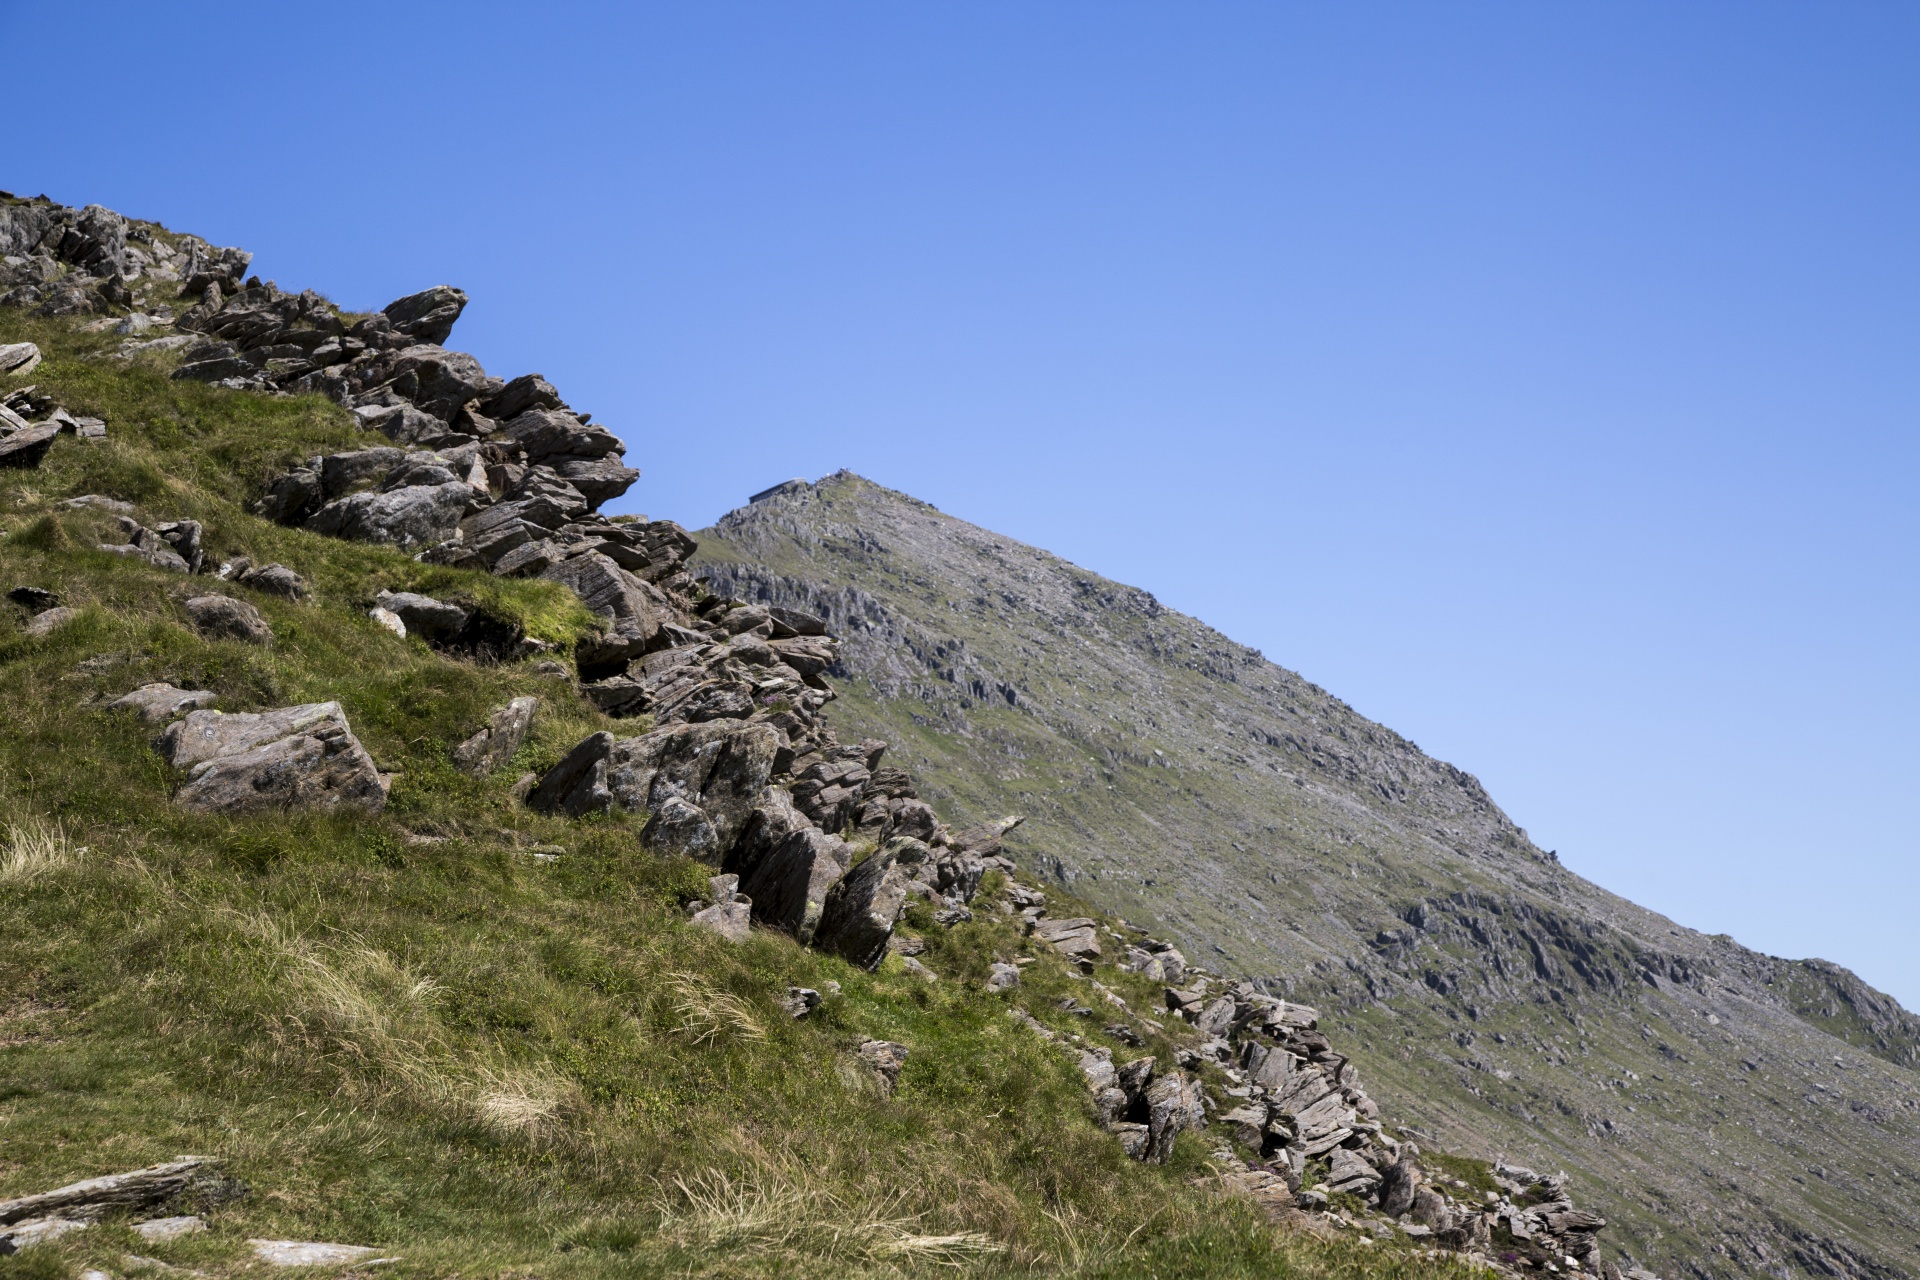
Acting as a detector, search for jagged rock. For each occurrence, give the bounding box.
[1144,1072,1205,1163]
[1411,1186,1454,1231]
[1324,1147,1384,1196]
[107,683,217,723]
[1126,944,1186,984]
[986,962,1021,991]
[781,987,822,1019]
[1242,1041,1297,1090]
[131,1216,206,1243]
[184,595,273,645]
[373,589,468,640]
[0,342,41,377]
[22,606,80,637]
[382,286,467,346]
[813,836,929,970]
[158,702,387,815]
[735,823,851,945]
[1378,1159,1420,1217]
[502,408,624,462]
[451,696,538,776]
[1193,996,1238,1038]
[857,1039,909,1096]
[476,373,562,422]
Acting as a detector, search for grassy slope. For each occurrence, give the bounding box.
[690,473,1920,1280]
[0,316,1492,1280]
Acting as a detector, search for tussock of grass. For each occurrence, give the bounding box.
[0,820,80,883]
[652,1166,1003,1265]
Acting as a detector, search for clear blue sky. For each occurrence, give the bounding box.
[8,3,1916,1007]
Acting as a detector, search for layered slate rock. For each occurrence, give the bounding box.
[157,702,386,815]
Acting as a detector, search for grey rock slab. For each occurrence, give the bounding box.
[248,1240,396,1268]
[107,683,218,723]
[131,1216,206,1243]
[540,552,668,665]
[451,696,538,776]
[63,494,135,515]
[184,595,273,645]
[0,1156,219,1226]
[22,606,81,637]
[735,824,851,945]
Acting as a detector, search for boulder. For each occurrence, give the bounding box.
[1378,1159,1420,1218]
[812,836,930,970]
[234,562,306,599]
[184,595,273,645]
[107,683,217,724]
[157,702,387,816]
[386,344,494,421]
[986,962,1021,992]
[22,606,80,637]
[451,696,539,776]
[736,824,851,944]
[1325,1147,1384,1196]
[0,342,41,377]
[525,731,615,817]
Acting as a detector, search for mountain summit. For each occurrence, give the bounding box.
[696,469,1920,1280]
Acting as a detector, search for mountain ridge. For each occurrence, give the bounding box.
[694,468,1920,1280]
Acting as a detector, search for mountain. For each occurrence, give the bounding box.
[694,470,1920,1280]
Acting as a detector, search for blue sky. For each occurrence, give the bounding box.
[8,3,1917,1006]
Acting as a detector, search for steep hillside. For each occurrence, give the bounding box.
[0,193,1556,1280]
[695,471,1920,1280]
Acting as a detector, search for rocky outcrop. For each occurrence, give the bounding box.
[157,703,387,816]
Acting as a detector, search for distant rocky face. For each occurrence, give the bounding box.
[694,471,1920,1280]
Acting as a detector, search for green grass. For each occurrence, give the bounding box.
[0,313,1497,1280]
